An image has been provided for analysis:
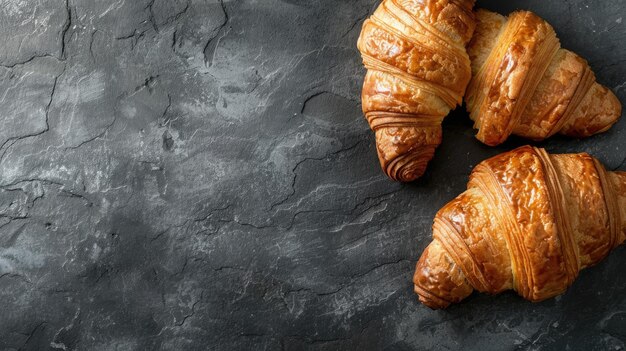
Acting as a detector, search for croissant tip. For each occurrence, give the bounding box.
[387,168,425,183]
[381,146,436,182]
[475,132,505,147]
[414,284,449,309]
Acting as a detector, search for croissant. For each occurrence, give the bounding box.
[465,10,622,146]
[357,0,476,182]
[413,146,626,308]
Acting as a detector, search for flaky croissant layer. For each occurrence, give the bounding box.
[357,0,476,182]
[414,146,626,309]
[466,10,622,146]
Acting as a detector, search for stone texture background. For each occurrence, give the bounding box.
[0,0,624,350]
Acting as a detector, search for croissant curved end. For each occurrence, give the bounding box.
[380,145,436,182]
[560,84,623,138]
[375,127,442,182]
[413,240,473,309]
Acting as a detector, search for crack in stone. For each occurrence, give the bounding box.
[160,0,191,30]
[61,0,72,59]
[269,140,365,211]
[282,334,352,346]
[64,114,117,150]
[115,28,150,50]
[145,0,159,33]
[340,8,369,39]
[348,258,410,280]
[171,28,178,51]
[0,62,65,166]
[284,259,409,300]
[0,54,59,69]
[194,204,232,222]
[597,58,626,72]
[175,291,203,327]
[59,189,94,206]
[50,307,80,351]
[88,30,99,62]
[278,189,400,232]
[0,178,64,189]
[330,208,406,250]
[0,272,32,284]
[300,91,326,114]
[203,0,230,67]
[159,94,173,127]
[19,321,47,350]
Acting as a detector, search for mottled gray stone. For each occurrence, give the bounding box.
[0,0,623,350]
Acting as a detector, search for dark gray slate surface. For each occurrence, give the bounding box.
[0,0,623,350]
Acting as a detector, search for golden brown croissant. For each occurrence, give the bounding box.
[357,0,476,181]
[465,10,622,146]
[413,146,626,308]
